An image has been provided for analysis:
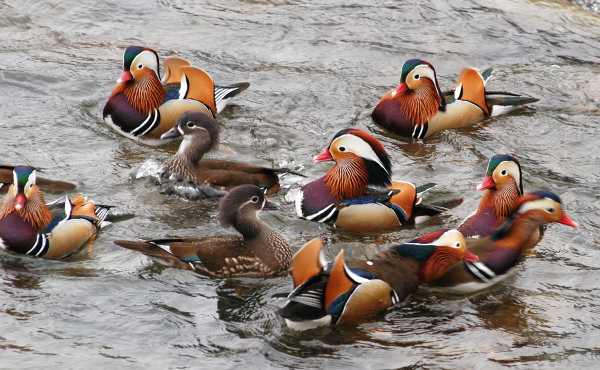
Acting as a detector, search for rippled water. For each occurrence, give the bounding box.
[1,0,599,368]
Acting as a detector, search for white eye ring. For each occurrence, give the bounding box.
[546,207,556,214]
[414,74,420,80]
[138,64,143,69]
[338,146,346,152]
[500,169,508,176]
[454,242,461,248]
[187,121,195,128]
[251,196,259,203]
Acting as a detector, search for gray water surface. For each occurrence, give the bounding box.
[1,0,599,368]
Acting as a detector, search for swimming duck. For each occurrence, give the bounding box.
[159,110,303,196]
[295,128,462,231]
[429,190,577,293]
[0,164,75,193]
[114,184,292,277]
[278,230,478,329]
[371,59,539,138]
[103,46,249,141]
[458,154,523,238]
[0,166,112,259]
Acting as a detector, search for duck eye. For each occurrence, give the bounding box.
[414,74,420,80]
[546,207,556,214]
[454,242,461,248]
[251,196,259,203]
[138,64,143,69]
[186,121,195,128]
[338,146,346,152]
[500,169,508,176]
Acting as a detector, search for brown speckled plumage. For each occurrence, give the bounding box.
[115,184,292,277]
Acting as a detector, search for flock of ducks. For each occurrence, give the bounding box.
[0,46,577,330]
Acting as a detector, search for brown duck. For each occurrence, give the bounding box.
[160,111,303,196]
[114,184,293,277]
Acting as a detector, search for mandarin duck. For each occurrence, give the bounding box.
[0,166,113,259]
[458,154,523,238]
[429,191,577,293]
[278,230,478,329]
[371,59,539,138]
[295,128,462,232]
[115,184,293,277]
[0,164,75,193]
[158,111,304,197]
[103,46,249,141]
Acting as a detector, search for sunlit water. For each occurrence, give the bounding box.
[1,0,599,368]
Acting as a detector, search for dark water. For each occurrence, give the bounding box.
[1,0,599,368]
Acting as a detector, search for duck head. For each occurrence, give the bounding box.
[315,128,391,199]
[219,184,278,238]
[393,229,478,283]
[161,111,220,163]
[109,46,164,115]
[0,166,51,231]
[477,154,523,194]
[392,59,445,116]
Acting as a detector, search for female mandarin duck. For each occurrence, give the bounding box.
[458,154,523,238]
[296,128,462,232]
[159,111,303,196]
[115,184,292,277]
[103,46,249,141]
[430,191,577,293]
[1,164,75,193]
[0,166,112,259]
[371,59,538,138]
[278,230,478,329]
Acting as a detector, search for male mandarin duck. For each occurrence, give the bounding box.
[0,166,112,259]
[103,46,249,141]
[429,191,577,293]
[295,128,462,232]
[115,184,293,277]
[0,164,75,193]
[158,111,304,196]
[278,230,478,329]
[458,154,523,238]
[371,59,539,138]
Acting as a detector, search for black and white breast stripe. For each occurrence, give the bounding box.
[464,260,497,282]
[411,122,429,139]
[305,204,338,223]
[25,233,50,257]
[129,109,160,136]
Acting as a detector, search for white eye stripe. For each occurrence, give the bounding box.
[517,198,559,214]
[333,134,389,175]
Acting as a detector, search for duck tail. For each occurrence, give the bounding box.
[413,197,463,223]
[214,82,250,113]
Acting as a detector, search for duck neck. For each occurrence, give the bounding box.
[398,81,441,125]
[245,223,293,270]
[478,178,520,220]
[163,137,203,182]
[0,187,52,232]
[123,74,165,115]
[325,158,369,200]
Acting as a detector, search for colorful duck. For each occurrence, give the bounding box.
[430,191,577,293]
[296,128,462,231]
[103,46,249,141]
[0,166,112,259]
[159,111,304,196]
[114,184,292,277]
[458,154,523,238]
[371,59,539,138]
[278,230,478,329]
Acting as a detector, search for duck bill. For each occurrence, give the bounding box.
[14,193,26,211]
[476,176,495,191]
[463,250,479,263]
[262,199,280,211]
[160,126,182,139]
[313,149,333,163]
[118,71,132,83]
[394,82,408,95]
[558,214,578,228]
